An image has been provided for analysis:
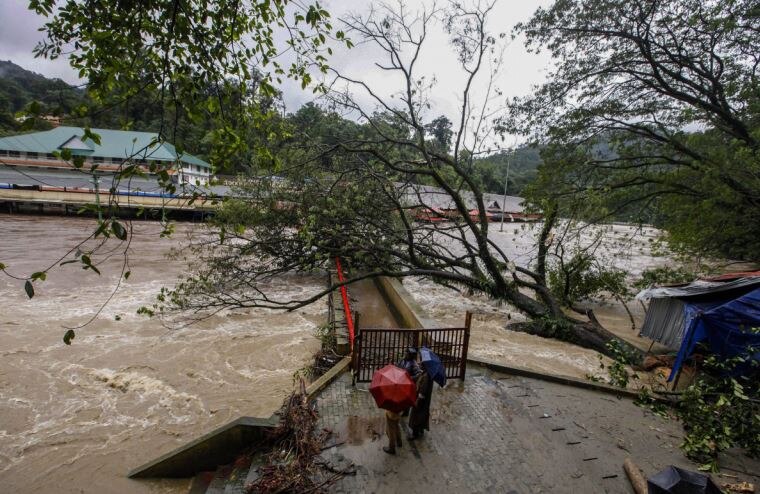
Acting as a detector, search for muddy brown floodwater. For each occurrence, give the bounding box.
[0,216,324,494]
[402,223,676,381]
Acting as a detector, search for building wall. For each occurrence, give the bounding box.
[0,150,211,185]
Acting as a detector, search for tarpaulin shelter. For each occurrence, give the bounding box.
[669,287,760,381]
[637,277,760,350]
[636,278,760,381]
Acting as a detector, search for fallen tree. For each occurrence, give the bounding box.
[155,1,647,364]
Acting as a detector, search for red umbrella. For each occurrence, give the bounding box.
[369,365,417,413]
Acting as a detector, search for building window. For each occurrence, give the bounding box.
[0,150,7,156]
[111,158,123,165]
[27,152,39,159]
[93,156,104,164]
[46,153,57,160]
[8,150,20,158]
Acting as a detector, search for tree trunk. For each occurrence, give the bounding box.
[509,313,645,367]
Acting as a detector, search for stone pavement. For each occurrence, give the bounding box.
[315,364,759,494]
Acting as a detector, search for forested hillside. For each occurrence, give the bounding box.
[0,60,83,133]
[472,146,542,194]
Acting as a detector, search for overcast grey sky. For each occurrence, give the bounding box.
[0,0,552,143]
[0,1,79,83]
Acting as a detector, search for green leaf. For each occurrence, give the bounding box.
[124,271,131,280]
[81,254,101,275]
[24,280,34,299]
[83,127,102,145]
[111,220,127,240]
[0,262,5,270]
[31,271,47,281]
[63,329,75,345]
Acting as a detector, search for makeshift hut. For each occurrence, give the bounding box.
[636,274,760,381]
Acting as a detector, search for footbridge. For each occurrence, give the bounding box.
[0,164,227,217]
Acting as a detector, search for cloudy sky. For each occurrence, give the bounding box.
[0,0,553,144]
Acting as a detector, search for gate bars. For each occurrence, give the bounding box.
[352,312,472,383]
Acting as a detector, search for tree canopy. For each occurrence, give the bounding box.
[505,0,760,260]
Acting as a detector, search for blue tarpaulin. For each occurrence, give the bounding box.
[669,287,760,381]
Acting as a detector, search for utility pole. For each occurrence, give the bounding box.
[499,150,512,232]
[91,172,103,222]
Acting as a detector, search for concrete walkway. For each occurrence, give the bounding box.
[316,364,759,494]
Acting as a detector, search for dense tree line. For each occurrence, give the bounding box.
[506,0,759,261]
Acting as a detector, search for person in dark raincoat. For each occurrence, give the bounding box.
[396,347,421,379]
[396,347,421,417]
[407,367,433,439]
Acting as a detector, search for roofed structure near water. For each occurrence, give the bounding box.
[397,182,526,213]
[0,127,212,185]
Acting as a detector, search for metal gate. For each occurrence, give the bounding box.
[352,313,471,383]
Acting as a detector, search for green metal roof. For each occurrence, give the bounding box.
[0,127,211,169]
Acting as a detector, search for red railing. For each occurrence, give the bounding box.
[334,257,355,350]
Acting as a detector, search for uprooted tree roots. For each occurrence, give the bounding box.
[246,381,353,493]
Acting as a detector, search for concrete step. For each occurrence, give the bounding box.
[204,465,231,494]
[187,472,214,494]
[128,416,277,478]
[221,462,250,494]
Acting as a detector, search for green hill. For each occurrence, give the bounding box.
[473,146,542,195]
[0,60,84,133]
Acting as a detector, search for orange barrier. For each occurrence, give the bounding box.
[334,257,355,350]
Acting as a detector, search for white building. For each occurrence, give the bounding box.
[0,127,213,186]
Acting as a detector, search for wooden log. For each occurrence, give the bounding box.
[623,458,648,494]
[509,316,646,366]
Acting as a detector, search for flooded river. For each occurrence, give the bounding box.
[0,216,324,493]
[403,223,673,380]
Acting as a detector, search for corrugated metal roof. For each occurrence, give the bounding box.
[636,277,760,301]
[702,271,760,282]
[639,297,687,350]
[0,127,211,168]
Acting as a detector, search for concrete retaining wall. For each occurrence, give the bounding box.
[0,188,214,210]
[373,277,440,329]
[128,416,278,478]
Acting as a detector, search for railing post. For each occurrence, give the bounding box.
[352,311,360,353]
[461,311,472,380]
[351,311,361,385]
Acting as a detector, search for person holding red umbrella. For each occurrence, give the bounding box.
[383,409,403,455]
[369,364,418,455]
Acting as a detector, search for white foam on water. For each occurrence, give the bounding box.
[0,217,324,493]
